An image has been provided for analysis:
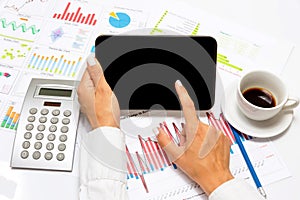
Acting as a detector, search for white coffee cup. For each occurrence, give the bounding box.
[237,70,299,121]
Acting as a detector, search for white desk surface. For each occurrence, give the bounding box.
[1,0,300,199]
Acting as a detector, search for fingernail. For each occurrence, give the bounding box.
[159,123,164,129]
[175,80,183,86]
[87,53,96,66]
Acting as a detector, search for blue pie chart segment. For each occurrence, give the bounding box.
[109,12,131,28]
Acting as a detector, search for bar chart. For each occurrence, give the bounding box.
[125,114,254,194]
[27,48,83,78]
[206,112,252,155]
[0,100,21,131]
[52,2,98,26]
[150,10,200,35]
[125,116,290,199]
[125,121,183,193]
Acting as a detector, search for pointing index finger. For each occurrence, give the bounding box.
[175,80,199,133]
[175,80,198,123]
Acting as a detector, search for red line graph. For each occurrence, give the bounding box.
[126,123,182,193]
[52,2,97,26]
[206,112,252,144]
[126,114,253,193]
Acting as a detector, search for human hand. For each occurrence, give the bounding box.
[156,80,233,195]
[77,54,120,129]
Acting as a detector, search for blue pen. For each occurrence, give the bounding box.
[230,124,267,199]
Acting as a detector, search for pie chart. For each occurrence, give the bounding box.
[109,12,131,28]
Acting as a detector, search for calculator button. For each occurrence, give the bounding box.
[44,152,53,160]
[36,133,44,140]
[37,124,46,132]
[61,126,69,133]
[22,141,30,149]
[32,151,41,160]
[24,132,32,139]
[59,135,67,142]
[21,150,29,159]
[39,117,47,123]
[47,134,56,141]
[63,110,71,117]
[50,117,59,124]
[27,116,35,122]
[62,118,70,125]
[58,143,66,151]
[26,124,34,131]
[52,109,60,116]
[29,108,38,115]
[34,142,42,150]
[49,125,57,132]
[56,153,65,161]
[41,108,49,115]
[46,142,54,150]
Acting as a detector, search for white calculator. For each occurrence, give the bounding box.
[11,78,80,172]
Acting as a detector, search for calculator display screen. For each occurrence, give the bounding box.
[43,102,62,107]
[39,88,72,97]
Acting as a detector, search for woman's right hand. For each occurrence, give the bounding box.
[156,80,234,195]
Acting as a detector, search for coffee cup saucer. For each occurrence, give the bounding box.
[221,81,294,138]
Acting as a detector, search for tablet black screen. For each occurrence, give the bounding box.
[95,35,217,111]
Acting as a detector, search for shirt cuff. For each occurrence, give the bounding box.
[209,179,265,200]
[80,126,127,185]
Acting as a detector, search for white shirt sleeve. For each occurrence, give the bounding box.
[79,126,129,200]
[209,179,265,200]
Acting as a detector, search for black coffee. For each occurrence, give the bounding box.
[242,87,276,108]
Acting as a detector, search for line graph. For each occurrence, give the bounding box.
[3,0,51,17]
[206,112,252,145]
[126,122,180,193]
[125,114,252,194]
[125,116,289,199]
[0,13,42,42]
[0,18,40,34]
[125,114,254,194]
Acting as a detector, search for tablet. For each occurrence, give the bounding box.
[95,35,217,111]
